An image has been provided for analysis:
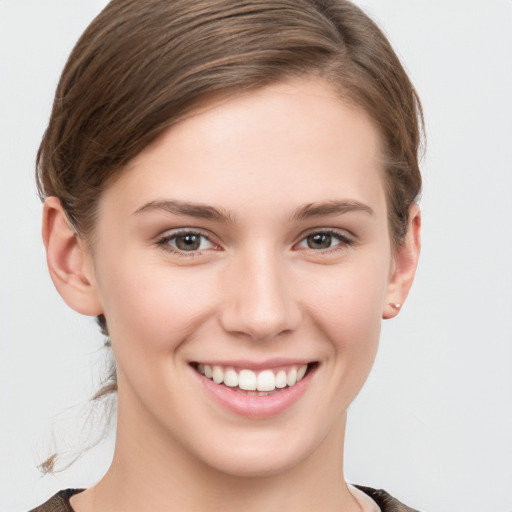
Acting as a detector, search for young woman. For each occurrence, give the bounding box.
[31,1,422,510]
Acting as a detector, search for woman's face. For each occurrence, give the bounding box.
[83,78,408,476]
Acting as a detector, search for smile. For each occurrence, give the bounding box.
[190,361,318,418]
[195,363,309,395]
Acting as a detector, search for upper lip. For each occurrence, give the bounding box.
[190,358,315,370]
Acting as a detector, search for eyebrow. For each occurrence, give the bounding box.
[133,198,373,223]
[291,199,374,220]
[133,199,234,223]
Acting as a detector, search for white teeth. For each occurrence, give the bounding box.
[275,370,287,388]
[238,369,257,391]
[212,365,224,384]
[241,389,275,396]
[223,367,238,387]
[257,370,276,392]
[297,364,307,381]
[287,367,297,387]
[197,363,311,392]
[242,390,275,396]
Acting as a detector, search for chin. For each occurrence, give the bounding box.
[188,424,332,479]
[204,449,305,478]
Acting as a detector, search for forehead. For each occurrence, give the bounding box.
[100,78,387,221]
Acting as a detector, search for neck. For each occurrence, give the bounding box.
[71,387,360,512]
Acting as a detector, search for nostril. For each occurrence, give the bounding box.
[218,263,302,341]
[219,307,300,342]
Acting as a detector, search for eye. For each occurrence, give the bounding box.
[296,229,353,251]
[157,230,218,254]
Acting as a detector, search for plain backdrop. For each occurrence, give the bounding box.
[1,1,511,511]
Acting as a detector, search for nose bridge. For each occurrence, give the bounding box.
[220,244,300,341]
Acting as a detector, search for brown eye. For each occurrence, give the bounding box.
[296,230,353,252]
[175,233,201,251]
[158,231,216,253]
[306,233,332,249]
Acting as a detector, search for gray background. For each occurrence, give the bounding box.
[1,1,511,511]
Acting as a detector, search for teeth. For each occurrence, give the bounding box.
[275,370,287,388]
[241,390,275,396]
[239,369,257,391]
[197,363,309,392]
[287,367,297,387]
[257,370,276,392]
[223,367,238,387]
[212,365,223,384]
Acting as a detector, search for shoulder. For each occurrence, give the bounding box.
[28,489,84,512]
[355,485,421,512]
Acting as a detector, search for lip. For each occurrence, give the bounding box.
[192,358,312,371]
[192,362,317,419]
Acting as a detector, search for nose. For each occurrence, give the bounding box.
[219,248,301,342]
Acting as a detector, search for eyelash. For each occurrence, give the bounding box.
[295,228,355,254]
[155,228,355,257]
[155,229,219,257]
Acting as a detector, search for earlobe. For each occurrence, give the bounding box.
[382,204,421,319]
[42,197,103,316]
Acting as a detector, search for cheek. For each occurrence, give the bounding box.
[95,259,224,413]
[305,255,389,338]
[301,254,390,387]
[95,255,220,355]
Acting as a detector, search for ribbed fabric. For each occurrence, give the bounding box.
[354,485,420,512]
[29,486,420,512]
[29,489,84,512]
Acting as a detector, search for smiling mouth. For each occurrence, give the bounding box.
[191,362,317,396]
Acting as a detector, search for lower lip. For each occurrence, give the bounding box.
[195,367,315,419]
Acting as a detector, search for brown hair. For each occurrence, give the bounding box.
[37,0,423,244]
[37,0,423,471]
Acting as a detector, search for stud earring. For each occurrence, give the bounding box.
[390,303,401,310]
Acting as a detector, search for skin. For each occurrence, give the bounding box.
[43,78,420,512]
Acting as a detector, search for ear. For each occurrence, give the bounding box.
[42,197,103,316]
[382,204,421,319]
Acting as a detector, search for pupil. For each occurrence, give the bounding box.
[176,234,200,251]
[308,233,331,249]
